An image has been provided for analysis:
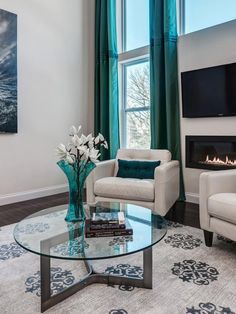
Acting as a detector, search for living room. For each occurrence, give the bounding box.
[0,0,236,313]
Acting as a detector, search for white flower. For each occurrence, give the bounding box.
[56,144,67,159]
[89,147,100,163]
[86,134,94,143]
[94,132,108,150]
[66,153,75,164]
[103,141,108,149]
[88,140,94,149]
[98,133,104,141]
[71,134,82,147]
[79,146,90,161]
[56,128,107,167]
[95,136,100,145]
[80,134,87,145]
[78,145,88,155]
[69,125,81,136]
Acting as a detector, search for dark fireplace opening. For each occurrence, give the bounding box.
[186,136,236,170]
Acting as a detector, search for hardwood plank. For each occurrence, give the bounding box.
[0,193,68,227]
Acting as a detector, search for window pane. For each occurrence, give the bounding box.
[126,110,150,149]
[185,0,236,34]
[124,61,150,149]
[125,0,149,51]
[126,62,150,109]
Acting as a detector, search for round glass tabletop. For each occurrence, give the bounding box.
[14,202,167,260]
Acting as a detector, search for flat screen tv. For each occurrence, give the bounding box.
[181,62,236,118]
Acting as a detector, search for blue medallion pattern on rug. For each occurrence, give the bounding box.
[108,282,135,292]
[108,236,133,247]
[109,310,128,314]
[164,234,202,250]
[52,239,89,256]
[172,260,219,285]
[166,220,183,228]
[186,302,235,314]
[118,284,135,292]
[105,264,143,279]
[0,242,27,260]
[16,223,50,234]
[25,267,75,297]
[105,264,143,292]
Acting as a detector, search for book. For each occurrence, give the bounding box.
[89,222,126,230]
[91,212,125,225]
[85,219,133,238]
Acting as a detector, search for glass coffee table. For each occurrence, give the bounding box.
[14,202,167,312]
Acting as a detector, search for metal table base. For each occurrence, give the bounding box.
[40,247,152,313]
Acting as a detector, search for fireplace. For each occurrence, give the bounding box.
[186,136,236,170]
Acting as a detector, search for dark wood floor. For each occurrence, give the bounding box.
[0,193,200,229]
[0,193,69,227]
[165,201,200,229]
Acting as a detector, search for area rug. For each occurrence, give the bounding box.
[0,221,236,314]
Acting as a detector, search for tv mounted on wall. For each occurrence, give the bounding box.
[181,62,236,118]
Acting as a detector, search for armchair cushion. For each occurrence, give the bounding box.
[114,149,171,175]
[208,193,236,225]
[94,177,155,202]
[116,159,161,179]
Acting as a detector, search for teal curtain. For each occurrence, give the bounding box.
[95,0,120,160]
[149,0,185,200]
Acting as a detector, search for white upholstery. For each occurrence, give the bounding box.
[86,149,180,216]
[200,170,236,241]
[208,193,236,225]
[94,177,155,202]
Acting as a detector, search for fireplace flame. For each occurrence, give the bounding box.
[204,155,236,166]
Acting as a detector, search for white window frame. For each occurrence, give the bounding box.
[178,0,185,35]
[118,0,150,148]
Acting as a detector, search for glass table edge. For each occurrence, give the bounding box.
[13,203,168,261]
[13,226,167,261]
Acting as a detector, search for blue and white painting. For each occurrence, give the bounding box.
[0,9,17,133]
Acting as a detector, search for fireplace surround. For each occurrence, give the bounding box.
[186,136,236,170]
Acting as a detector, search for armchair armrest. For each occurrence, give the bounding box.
[86,159,116,204]
[154,160,179,216]
[200,170,236,230]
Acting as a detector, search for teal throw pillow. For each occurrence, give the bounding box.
[116,159,161,179]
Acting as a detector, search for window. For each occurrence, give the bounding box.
[118,0,150,149]
[124,60,150,149]
[183,0,236,34]
[124,0,149,51]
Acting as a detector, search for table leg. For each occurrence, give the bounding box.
[143,246,153,289]
[40,247,153,312]
[40,255,51,313]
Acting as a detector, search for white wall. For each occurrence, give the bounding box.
[178,20,236,203]
[0,0,95,205]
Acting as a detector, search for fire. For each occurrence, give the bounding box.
[204,155,236,166]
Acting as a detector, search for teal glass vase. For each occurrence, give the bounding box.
[57,160,96,222]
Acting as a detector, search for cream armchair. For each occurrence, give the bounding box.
[200,169,236,246]
[86,149,180,216]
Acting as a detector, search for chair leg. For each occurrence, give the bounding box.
[203,230,213,247]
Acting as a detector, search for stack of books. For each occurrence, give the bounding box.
[85,212,133,238]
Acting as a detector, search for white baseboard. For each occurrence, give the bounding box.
[185,192,199,204]
[0,185,199,207]
[0,184,69,206]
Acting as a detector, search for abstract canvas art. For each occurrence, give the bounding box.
[0,9,17,133]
